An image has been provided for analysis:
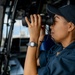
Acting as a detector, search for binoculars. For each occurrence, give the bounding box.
[22,13,55,27]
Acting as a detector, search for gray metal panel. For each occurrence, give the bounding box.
[0,6,4,44]
[0,0,6,6]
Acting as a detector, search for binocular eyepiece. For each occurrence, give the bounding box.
[22,14,55,27]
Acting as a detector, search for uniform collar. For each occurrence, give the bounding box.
[62,41,75,50]
[54,41,75,53]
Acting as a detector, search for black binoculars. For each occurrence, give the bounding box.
[22,13,55,27]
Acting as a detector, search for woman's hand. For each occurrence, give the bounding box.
[39,25,45,42]
[25,14,42,41]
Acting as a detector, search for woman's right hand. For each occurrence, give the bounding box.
[25,14,42,42]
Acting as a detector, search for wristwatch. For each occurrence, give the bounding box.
[27,42,38,47]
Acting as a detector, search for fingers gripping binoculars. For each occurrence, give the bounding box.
[22,13,55,27]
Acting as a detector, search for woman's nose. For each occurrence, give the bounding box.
[50,25,53,29]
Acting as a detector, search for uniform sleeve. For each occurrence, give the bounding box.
[39,51,47,67]
[38,66,50,75]
[39,45,56,67]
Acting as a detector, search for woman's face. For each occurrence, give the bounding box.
[50,14,69,43]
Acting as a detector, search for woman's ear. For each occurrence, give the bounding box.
[68,22,75,31]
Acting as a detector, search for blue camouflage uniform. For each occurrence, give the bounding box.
[38,41,75,75]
